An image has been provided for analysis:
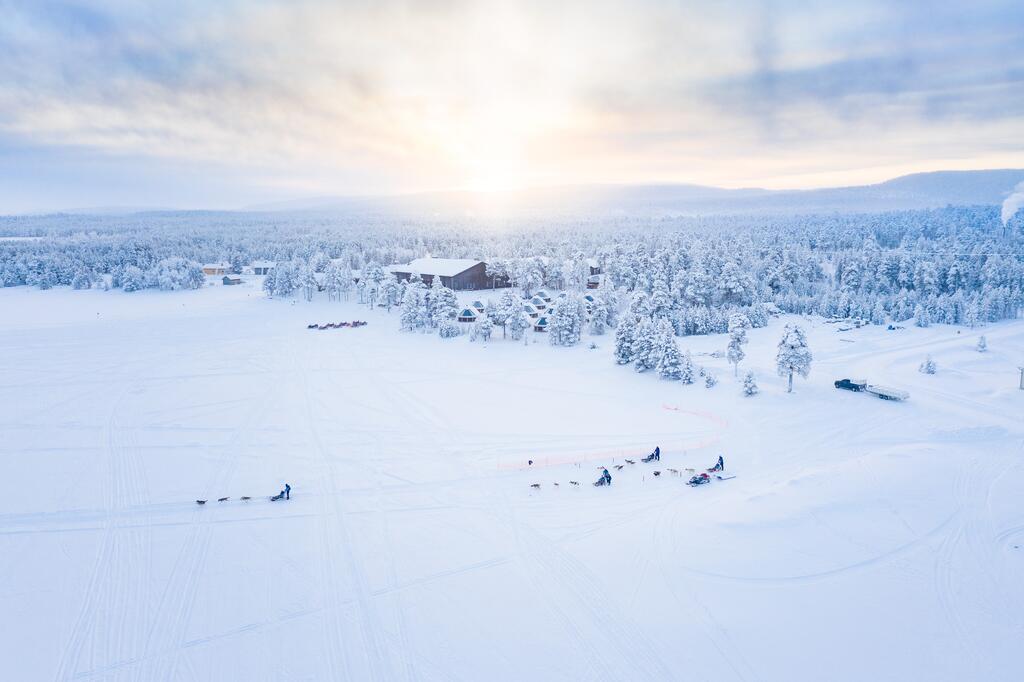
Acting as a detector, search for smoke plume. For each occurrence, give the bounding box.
[1002,181,1024,226]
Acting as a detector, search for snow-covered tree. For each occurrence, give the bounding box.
[438,320,461,338]
[976,335,987,353]
[704,371,718,388]
[381,278,401,311]
[913,304,931,328]
[776,324,812,393]
[121,265,145,292]
[657,335,683,380]
[632,318,658,372]
[430,279,458,327]
[919,355,937,374]
[589,296,609,335]
[400,282,428,332]
[323,262,345,302]
[507,312,530,341]
[299,264,317,302]
[549,295,584,347]
[742,370,759,396]
[726,312,751,377]
[71,268,93,290]
[614,317,636,364]
[680,350,695,384]
[474,316,493,342]
[490,289,520,338]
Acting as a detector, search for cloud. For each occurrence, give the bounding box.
[0,0,1022,207]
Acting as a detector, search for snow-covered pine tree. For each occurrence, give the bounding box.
[490,289,519,338]
[299,264,317,302]
[657,334,683,380]
[589,296,608,335]
[627,291,650,321]
[614,316,636,364]
[431,279,458,327]
[680,350,695,384]
[632,318,658,372]
[648,278,672,319]
[400,284,426,332]
[776,323,812,393]
[742,370,759,396]
[121,265,145,292]
[549,295,584,346]
[704,371,717,388]
[919,355,937,374]
[323,262,344,301]
[507,312,530,341]
[976,335,987,352]
[913,304,931,328]
[71,268,93,290]
[381,278,400,311]
[476,316,493,342]
[726,312,751,377]
[438,320,461,338]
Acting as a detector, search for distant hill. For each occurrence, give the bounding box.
[241,169,1024,218]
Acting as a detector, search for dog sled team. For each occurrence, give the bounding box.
[528,446,729,490]
[197,482,291,505]
[306,320,368,330]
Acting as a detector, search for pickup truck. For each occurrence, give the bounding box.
[834,378,867,392]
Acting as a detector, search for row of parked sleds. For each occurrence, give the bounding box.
[307,321,368,330]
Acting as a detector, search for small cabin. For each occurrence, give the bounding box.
[535,289,552,302]
[583,294,595,304]
[457,308,478,323]
[587,274,602,289]
[533,316,549,332]
[523,303,539,318]
[249,261,274,276]
[202,263,229,276]
[530,296,547,310]
[222,276,242,286]
[471,300,486,314]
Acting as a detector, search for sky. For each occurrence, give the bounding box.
[0,0,1022,212]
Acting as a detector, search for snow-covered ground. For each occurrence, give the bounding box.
[2,283,1022,681]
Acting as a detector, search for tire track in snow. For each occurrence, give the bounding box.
[298,341,392,681]
[53,384,150,681]
[653,497,755,682]
[132,378,278,680]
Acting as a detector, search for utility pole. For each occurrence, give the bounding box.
[1019,367,1024,390]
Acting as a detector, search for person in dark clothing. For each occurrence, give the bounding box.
[716,456,724,471]
[654,446,660,461]
[284,483,291,500]
[603,468,612,485]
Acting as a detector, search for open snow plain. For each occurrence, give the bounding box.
[2,283,1022,681]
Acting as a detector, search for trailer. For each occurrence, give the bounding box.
[865,384,909,401]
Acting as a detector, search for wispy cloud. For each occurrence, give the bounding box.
[0,0,1021,210]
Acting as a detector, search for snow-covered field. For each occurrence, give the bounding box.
[2,283,1022,681]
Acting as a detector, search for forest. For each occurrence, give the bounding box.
[1,205,1022,336]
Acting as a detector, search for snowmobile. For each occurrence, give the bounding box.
[687,473,711,486]
[270,492,286,501]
